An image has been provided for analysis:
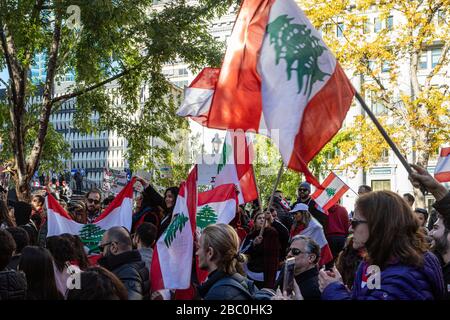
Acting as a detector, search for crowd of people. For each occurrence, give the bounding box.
[0,164,449,300]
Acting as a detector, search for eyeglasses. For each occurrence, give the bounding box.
[286,247,308,256]
[87,198,100,205]
[98,241,115,251]
[351,219,368,229]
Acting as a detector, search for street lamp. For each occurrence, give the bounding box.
[211,133,222,155]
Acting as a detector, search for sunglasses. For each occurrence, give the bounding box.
[87,198,100,205]
[351,219,368,229]
[298,189,309,192]
[286,247,308,256]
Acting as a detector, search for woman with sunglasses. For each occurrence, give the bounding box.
[320,191,445,300]
[240,210,282,289]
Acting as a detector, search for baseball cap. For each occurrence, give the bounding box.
[290,203,309,213]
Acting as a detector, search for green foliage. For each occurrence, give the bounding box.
[196,204,217,230]
[164,213,189,248]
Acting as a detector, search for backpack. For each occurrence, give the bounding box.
[210,273,275,300]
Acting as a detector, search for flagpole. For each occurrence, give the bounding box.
[259,162,284,237]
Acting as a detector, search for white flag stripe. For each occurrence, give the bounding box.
[46,208,83,237]
[177,87,214,118]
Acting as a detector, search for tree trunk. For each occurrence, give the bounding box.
[13,172,32,203]
[412,148,430,209]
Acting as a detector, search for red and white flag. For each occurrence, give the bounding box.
[204,0,355,188]
[213,130,258,204]
[46,178,135,254]
[312,172,350,211]
[298,216,333,266]
[177,68,220,126]
[435,147,450,183]
[196,183,238,232]
[151,166,197,291]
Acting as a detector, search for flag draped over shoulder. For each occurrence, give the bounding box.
[203,0,355,188]
[213,131,258,204]
[312,172,350,211]
[151,166,198,291]
[299,216,333,266]
[434,147,450,183]
[46,177,136,254]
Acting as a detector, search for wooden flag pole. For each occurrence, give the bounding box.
[259,162,284,237]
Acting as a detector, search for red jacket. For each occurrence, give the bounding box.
[325,204,350,237]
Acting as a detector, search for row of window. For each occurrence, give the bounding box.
[419,48,443,70]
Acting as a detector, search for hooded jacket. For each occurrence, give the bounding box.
[322,251,445,300]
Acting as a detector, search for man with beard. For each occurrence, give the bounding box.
[291,182,328,228]
[409,164,450,299]
[85,189,102,223]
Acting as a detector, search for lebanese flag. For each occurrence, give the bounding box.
[205,0,355,188]
[176,68,220,126]
[213,130,258,204]
[298,216,333,266]
[151,166,197,291]
[197,183,238,232]
[434,147,450,182]
[46,177,135,254]
[312,172,350,211]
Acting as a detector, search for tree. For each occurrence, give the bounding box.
[196,204,217,230]
[297,0,450,206]
[0,0,237,201]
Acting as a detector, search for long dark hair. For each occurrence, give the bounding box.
[19,246,63,300]
[46,236,75,272]
[60,233,90,270]
[356,191,428,269]
[0,199,15,227]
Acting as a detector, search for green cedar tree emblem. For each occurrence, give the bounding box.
[196,205,218,230]
[164,213,189,248]
[326,187,336,197]
[78,224,106,254]
[267,15,330,98]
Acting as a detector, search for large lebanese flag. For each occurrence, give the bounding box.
[176,67,220,126]
[196,183,238,232]
[299,216,333,266]
[434,147,450,183]
[46,177,135,254]
[206,0,355,188]
[151,166,197,291]
[312,172,350,211]
[213,130,258,204]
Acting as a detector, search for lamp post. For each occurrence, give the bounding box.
[211,133,222,155]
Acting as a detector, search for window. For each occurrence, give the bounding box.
[178,68,188,76]
[363,18,370,34]
[386,16,393,30]
[382,61,390,72]
[371,179,391,191]
[419,52,428,70]
[431,48,442,68]
[337,22,344,38]
[374,17,382,33]
[437,10,445,25]
[379,149,389,163]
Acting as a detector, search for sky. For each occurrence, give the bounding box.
[0,68,8,88]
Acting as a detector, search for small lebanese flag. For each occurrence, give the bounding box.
[213,130,258,204]
[46,178,135,254]
[205,0,355,189]
[176,68,220,126]
[151,166,197,291]
[197,183,238,232]
[311,172,350,211]
[434,147,450,183]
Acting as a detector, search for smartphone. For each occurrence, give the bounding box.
[283,257,296,295]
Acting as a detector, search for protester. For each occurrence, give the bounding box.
[68,201,87,224]
[335,236,366,290]
[271,194,294,231]
[60,233,90,270]
[325,200,350,266]
[291,182,328,228]
[197,224,253,300]
[415,208,429,228]
[67,266,128,300]
[290,203,333,267]
[85,189,102,223]
[0,230,27,300]
[5,227,30,270]
[409,164,450,300]
[267,207,290,262]
[31,194,45,219]
[1,199,15,229]
[98,226,149,300]
[320,191,445,300]
[46,236,77,298]
[131,192,161,234]
[102,195,115,209]
[348,185,373,221]
[240,211,281,289]
[403,193,415,208]
[19,246,64,300]
[133,222,157,271]
[276,235,321,300]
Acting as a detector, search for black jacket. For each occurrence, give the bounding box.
[276,266,321,300]
[0,269,27,300]
[98,250,149,300]
[198,270,252,300]
[433,192,450,229]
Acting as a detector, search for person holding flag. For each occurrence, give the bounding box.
[291,182,328,228]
